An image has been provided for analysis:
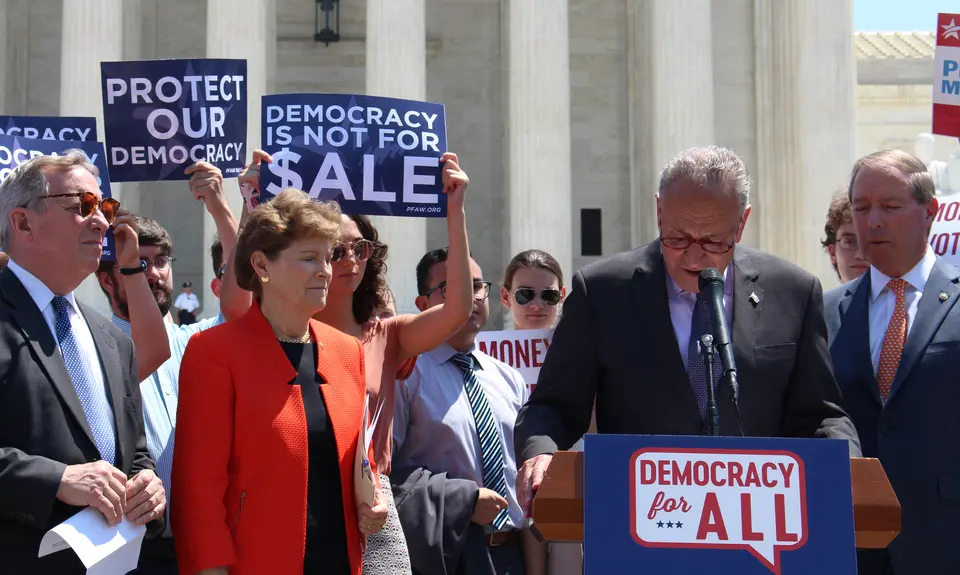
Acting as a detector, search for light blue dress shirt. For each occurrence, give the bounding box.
[393,342,529,529]
[112,313,223,537]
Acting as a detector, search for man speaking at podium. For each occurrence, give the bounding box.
[514,145,861,512]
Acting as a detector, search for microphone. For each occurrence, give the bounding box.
[698,268,745,436]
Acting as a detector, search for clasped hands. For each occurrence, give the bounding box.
[56,461,166,526]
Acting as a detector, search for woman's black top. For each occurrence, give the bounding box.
[278,340,351,574]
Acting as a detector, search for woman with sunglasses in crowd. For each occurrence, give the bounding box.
[243,151,475,575]
[500,250,591,575]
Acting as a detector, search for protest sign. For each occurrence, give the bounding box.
[476,328,552,392]
[933,13,960,137]
[929,195,960,267]
[0,135,117,260]
[0,116,98,142]
[260,93,448,217]
[101,58,247,182]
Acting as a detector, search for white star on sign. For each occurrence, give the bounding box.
[943,19,960,41]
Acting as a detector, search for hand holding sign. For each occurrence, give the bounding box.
[237,149,273,210]
[185,161,225,208]
[112,212,141,269]
[440,152,468,212]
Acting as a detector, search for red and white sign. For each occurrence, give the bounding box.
[933,13,960,137]
[475,328,552,392]
[630,448,808,575]
[928,196,960,266]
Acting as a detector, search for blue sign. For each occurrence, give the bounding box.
[100,58,247,182]
[260,93,448,217]
[584,435,857,575]
[0,135,117,261]
[0,115,98,142]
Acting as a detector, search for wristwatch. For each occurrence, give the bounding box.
[119,260,147,276]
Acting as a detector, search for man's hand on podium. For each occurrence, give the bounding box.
[472,488,509,525]
[517,454,554,516]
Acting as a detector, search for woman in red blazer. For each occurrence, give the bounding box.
[172,190,387,575]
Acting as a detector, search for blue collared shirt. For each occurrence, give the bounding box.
[112,313,224,537]
[393,342,529,529]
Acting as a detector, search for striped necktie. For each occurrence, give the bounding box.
[450,352,511,530]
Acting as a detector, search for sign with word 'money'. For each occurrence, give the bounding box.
[934,13,960,137]
[0,135,117,261]
[0,116,98,142]
[475,328,552,392]
[101,58,247,182]
[584,435,856,575]
[260,93,447,217]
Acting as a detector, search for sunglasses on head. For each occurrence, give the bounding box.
[332,239,379,263]
[44,191,120,224]
[514,287,562,306]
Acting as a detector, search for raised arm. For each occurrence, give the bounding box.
[395,152,473,360]
[186,160,252,321]
[113,213,171,380]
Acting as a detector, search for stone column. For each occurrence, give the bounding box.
[0,1,7,114]
[502,0,573,299]
[60,0,126,314]
[205,0,276,317]
[753,0,856,284]
[627,0,715,246]
[366,0,426,314]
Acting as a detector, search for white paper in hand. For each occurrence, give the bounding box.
[354,393,385,506]
[38,507,146,575]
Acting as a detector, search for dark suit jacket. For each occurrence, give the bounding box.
[515,242,861,461]
[0,267,157,573]
[825,259,960,575]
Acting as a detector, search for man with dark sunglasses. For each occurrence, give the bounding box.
[515,145,861,518]
[0,151,167,572]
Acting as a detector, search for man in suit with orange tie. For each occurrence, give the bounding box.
[824,149,960,575]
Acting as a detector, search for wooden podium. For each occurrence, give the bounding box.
[531,452,901,549]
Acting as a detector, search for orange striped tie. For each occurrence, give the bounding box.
[876,278,908,401]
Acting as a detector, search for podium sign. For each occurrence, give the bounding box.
[584,435,857,575]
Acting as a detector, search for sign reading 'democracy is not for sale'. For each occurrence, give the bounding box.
[260,94,448,217]
[584,435,857,575]
[934,13,960,137]
[100,58,247,182]
[0,134,117,261]
[475,328,552,393]
[0,116,98,142]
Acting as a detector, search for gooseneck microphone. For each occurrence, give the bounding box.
[698,268,746,436]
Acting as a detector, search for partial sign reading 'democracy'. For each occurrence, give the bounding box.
[0,116,98,142]
[260,93,447,217]
[100,58,247,182]
[0,134,117,260]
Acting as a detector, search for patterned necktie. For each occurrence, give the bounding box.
[52,296,116,464]
[876,278,909,402]
[450,353,511,530]
[687,293,723,419]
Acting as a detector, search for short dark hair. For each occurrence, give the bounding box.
[211,234,224,278]
[503,249,564,290]
[97,215,172,274]
[416,246,450,296]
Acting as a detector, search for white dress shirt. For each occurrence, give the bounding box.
[174,292,200,313]
[666,267,734,368]
[6,258,109,408]
[393,342,529,529]
[868,247,937,373]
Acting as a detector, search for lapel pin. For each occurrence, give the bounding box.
[749,292,760,305]
[940,292,949,302]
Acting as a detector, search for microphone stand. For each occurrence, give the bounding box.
[699,334,720,437]
[723,370,746,437]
